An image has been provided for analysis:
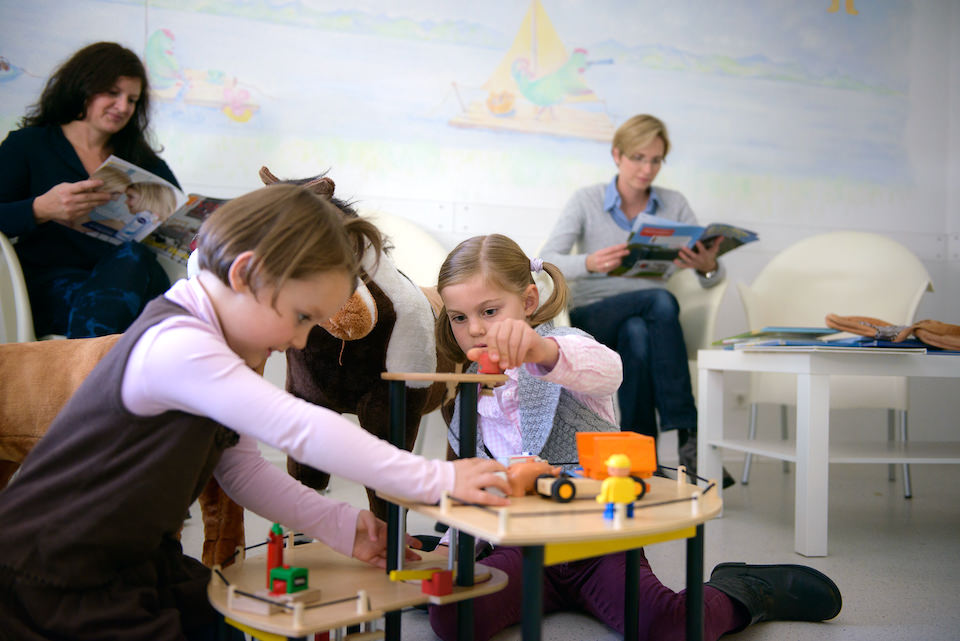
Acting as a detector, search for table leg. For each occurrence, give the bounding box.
[521,546,545,641]
[795,373,830,557]
[624,548,641,641]
[457,530,476,641]
[686,524,704,641]
[697,367,725,501]
[385,381,407,641]
[456,381,479,640]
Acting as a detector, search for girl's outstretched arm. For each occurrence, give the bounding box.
[124,314,511,510]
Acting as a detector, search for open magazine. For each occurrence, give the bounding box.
[142,193,228,266]
[609,218,759,280]
[70,156,188,244]
[66,155,229,265]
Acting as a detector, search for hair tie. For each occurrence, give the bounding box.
[530,257,544,273]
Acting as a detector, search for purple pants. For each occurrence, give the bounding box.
[429,547,746,641]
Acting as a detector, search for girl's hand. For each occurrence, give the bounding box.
[675,236,722,274]
[468,319,559,370]
[32,179,111,224]
[351,510,423,568]
[452,458,510,506]
[586,243,630,273]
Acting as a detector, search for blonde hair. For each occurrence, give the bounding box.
[435,233,569,363]
[127,182,177,221]
[612,114,671,158]
[196,183,383,306]
[94,166,132,194]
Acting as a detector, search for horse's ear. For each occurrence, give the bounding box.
[259,166,279,185]
[303,176,336,198]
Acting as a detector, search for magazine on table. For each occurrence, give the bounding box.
[609,216,758,280]
[714,326,840,346]
[67,155,188,244]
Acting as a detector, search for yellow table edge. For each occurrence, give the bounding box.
[544,527,696,565]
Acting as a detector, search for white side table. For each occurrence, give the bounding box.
[697,347,960,556]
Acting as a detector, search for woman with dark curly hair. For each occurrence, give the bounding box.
[0,42,179,338]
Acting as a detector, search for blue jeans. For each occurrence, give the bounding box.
[569,289,697,438]
[25,242,170,338]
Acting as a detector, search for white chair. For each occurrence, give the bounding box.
[737,231,932,497]
[0,231,36,343]
[359,211,448,288]
[666,268,729,400]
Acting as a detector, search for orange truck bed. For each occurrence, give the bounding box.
[576,432,658,480]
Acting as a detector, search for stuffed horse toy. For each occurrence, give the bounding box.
[259,167,453,521]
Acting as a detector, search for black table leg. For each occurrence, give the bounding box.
[456,381,479,640]
[624,547,641,641]
[521,546,545,641]
[686,524,704,641]
[385,380,407,641]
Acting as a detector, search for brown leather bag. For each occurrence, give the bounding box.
[825,314,960,351]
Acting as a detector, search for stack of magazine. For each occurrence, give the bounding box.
[69,155,228,266]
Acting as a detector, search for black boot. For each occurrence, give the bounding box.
[677,431,736,489]
[706,562,842,631]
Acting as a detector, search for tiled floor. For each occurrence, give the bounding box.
[182,411,960,640]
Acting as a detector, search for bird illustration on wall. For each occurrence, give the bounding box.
[510,47,594,117]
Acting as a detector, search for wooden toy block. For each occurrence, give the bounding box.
[421,569,454,596]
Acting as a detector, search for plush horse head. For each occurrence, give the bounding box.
[260,167,451,520]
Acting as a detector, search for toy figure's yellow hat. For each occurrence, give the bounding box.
[605,453,631,468]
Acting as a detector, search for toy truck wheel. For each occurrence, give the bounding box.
[632,476,647,500]
[551,477,576,503]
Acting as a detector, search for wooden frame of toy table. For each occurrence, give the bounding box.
[380,372,723,641]
[207,540,508,640]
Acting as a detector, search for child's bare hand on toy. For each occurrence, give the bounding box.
[453,458,511,506]
[467,319,559,370]
[352,510,423,568]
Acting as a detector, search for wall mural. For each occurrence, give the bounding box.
[0,0,928,231]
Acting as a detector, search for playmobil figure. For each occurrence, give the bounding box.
[266,522,285,588]
[0,184,510,639]
[259,167,453,522]
[428,233,842,641]
[596,453,642,519]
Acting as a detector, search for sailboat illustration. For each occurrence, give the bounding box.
[448,0,614,142]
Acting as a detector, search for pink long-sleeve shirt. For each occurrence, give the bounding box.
[120,277,456,557]
[478,334,621,460]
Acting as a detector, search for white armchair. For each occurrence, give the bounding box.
[737,231,932,497]
[0,231,35,343]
